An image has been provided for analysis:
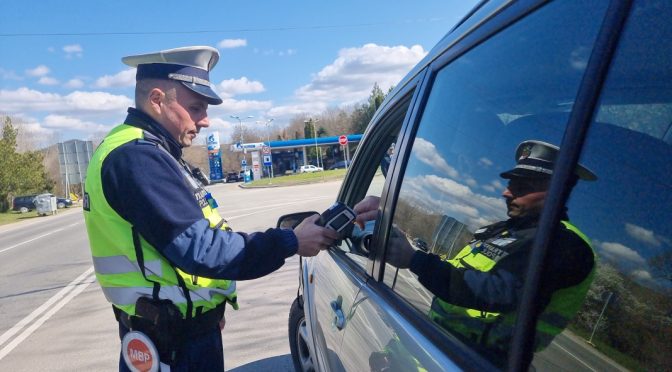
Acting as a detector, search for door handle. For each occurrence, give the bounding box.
[330,300,346,330]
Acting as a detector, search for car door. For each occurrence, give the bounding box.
[339,0,615,371]
[304,84,419,371]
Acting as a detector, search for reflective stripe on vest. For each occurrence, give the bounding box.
[429,220,595,350]
[93,255,163,277]
[102,282,237,306]
[84,124,238,319]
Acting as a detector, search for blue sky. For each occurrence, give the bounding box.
[0,0,479,146]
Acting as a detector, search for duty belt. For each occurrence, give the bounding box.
[114,304,225,337]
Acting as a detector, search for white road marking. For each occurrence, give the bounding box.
[0,222,81,254]
[555,341,597,372]
[224,196,332,220]
[0,267,95,360]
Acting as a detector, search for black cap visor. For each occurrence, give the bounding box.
[500,167,552,179]
[180,81,223,105]
[500,164,597,181]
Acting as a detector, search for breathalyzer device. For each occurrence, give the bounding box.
[318,202,356,233]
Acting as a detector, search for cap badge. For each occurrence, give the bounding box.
[519,144,533,160]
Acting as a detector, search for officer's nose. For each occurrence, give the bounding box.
[502,187,513,199]
[198,116,210,128]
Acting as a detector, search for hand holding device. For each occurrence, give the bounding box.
[317,202,356,233]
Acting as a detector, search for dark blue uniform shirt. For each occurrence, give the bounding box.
[101,108,298,280]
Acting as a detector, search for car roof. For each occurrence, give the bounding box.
[375,0,505,121]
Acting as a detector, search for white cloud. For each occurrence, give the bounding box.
[482,185,496,193]
[94,69,136,88]
[6,113,113,143]
[0,87,132,114]
[218,39,247,49]
[479,157,493,167]
[217,77,265,97]
[209,98,273,116]
[465,177,477,187]
[38,76,59,85]
[26,65,50,77]
[65,79,85,89]
[278,49,297,56]
[63,44,83,58]
[490,179,503,190]
[294,43,426,106]
[412,137,459,179]
[202,117,236,143]
[43,114,110,133]
[625,223,664,247]
[7,114,54,138]
[596,240,662,287]
[401,174,506,230]
[0,68,22,80]
[267,102,327,118]
[256,48,298,57]
[65,91,133,111]
[599,241,648,267]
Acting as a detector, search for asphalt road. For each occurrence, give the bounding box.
[0,180,341,371]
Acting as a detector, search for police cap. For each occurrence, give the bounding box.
[122,46,223,105]
[500,140,597,181]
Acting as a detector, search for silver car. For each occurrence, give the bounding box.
[281,0,672,370]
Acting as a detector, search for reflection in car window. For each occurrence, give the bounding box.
[381,0,609,368]
[335,94,412,266]
[558,2,672,370]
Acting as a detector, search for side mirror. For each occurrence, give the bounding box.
[277,211,319,229]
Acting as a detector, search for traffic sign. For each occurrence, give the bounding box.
[263,155,272,166]
[262,145,271,155]
[338,135,348,146]
[241,159,247,166]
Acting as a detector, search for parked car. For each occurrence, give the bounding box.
[281,1,671,371]
[299,165,323,173]
[328,160,352,170]
[12,194,72,213]
[12,194,38,213]
[56,197,73,209]
[226,172,242,183]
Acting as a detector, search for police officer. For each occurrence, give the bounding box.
[354,140,596,362]
[83,46,338,371]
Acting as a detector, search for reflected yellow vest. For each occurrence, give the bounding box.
[429,221,594,350]
[84,124,237,319]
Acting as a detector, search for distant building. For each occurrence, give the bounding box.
[430,215,472,259]
[58,140,93,196]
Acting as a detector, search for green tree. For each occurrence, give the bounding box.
[0,116,52,212]
[350,83,388,134]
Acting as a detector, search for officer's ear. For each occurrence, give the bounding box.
[148,88,165,114]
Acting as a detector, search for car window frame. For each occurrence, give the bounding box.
[357,0,631,370]
[329,71,427,279]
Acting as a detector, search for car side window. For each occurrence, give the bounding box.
[334,93,413,268]
[552,2,672,371]
[380,0,609,367]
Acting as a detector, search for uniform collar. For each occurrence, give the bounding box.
[124,107,182,158]
[506,209,570,229]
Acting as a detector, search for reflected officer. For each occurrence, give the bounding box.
[83,46,338,371]
[356,140,597,357]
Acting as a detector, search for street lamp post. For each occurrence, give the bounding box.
[230,115,254,174]
[256,118,275,182]
[304,118,321,168]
